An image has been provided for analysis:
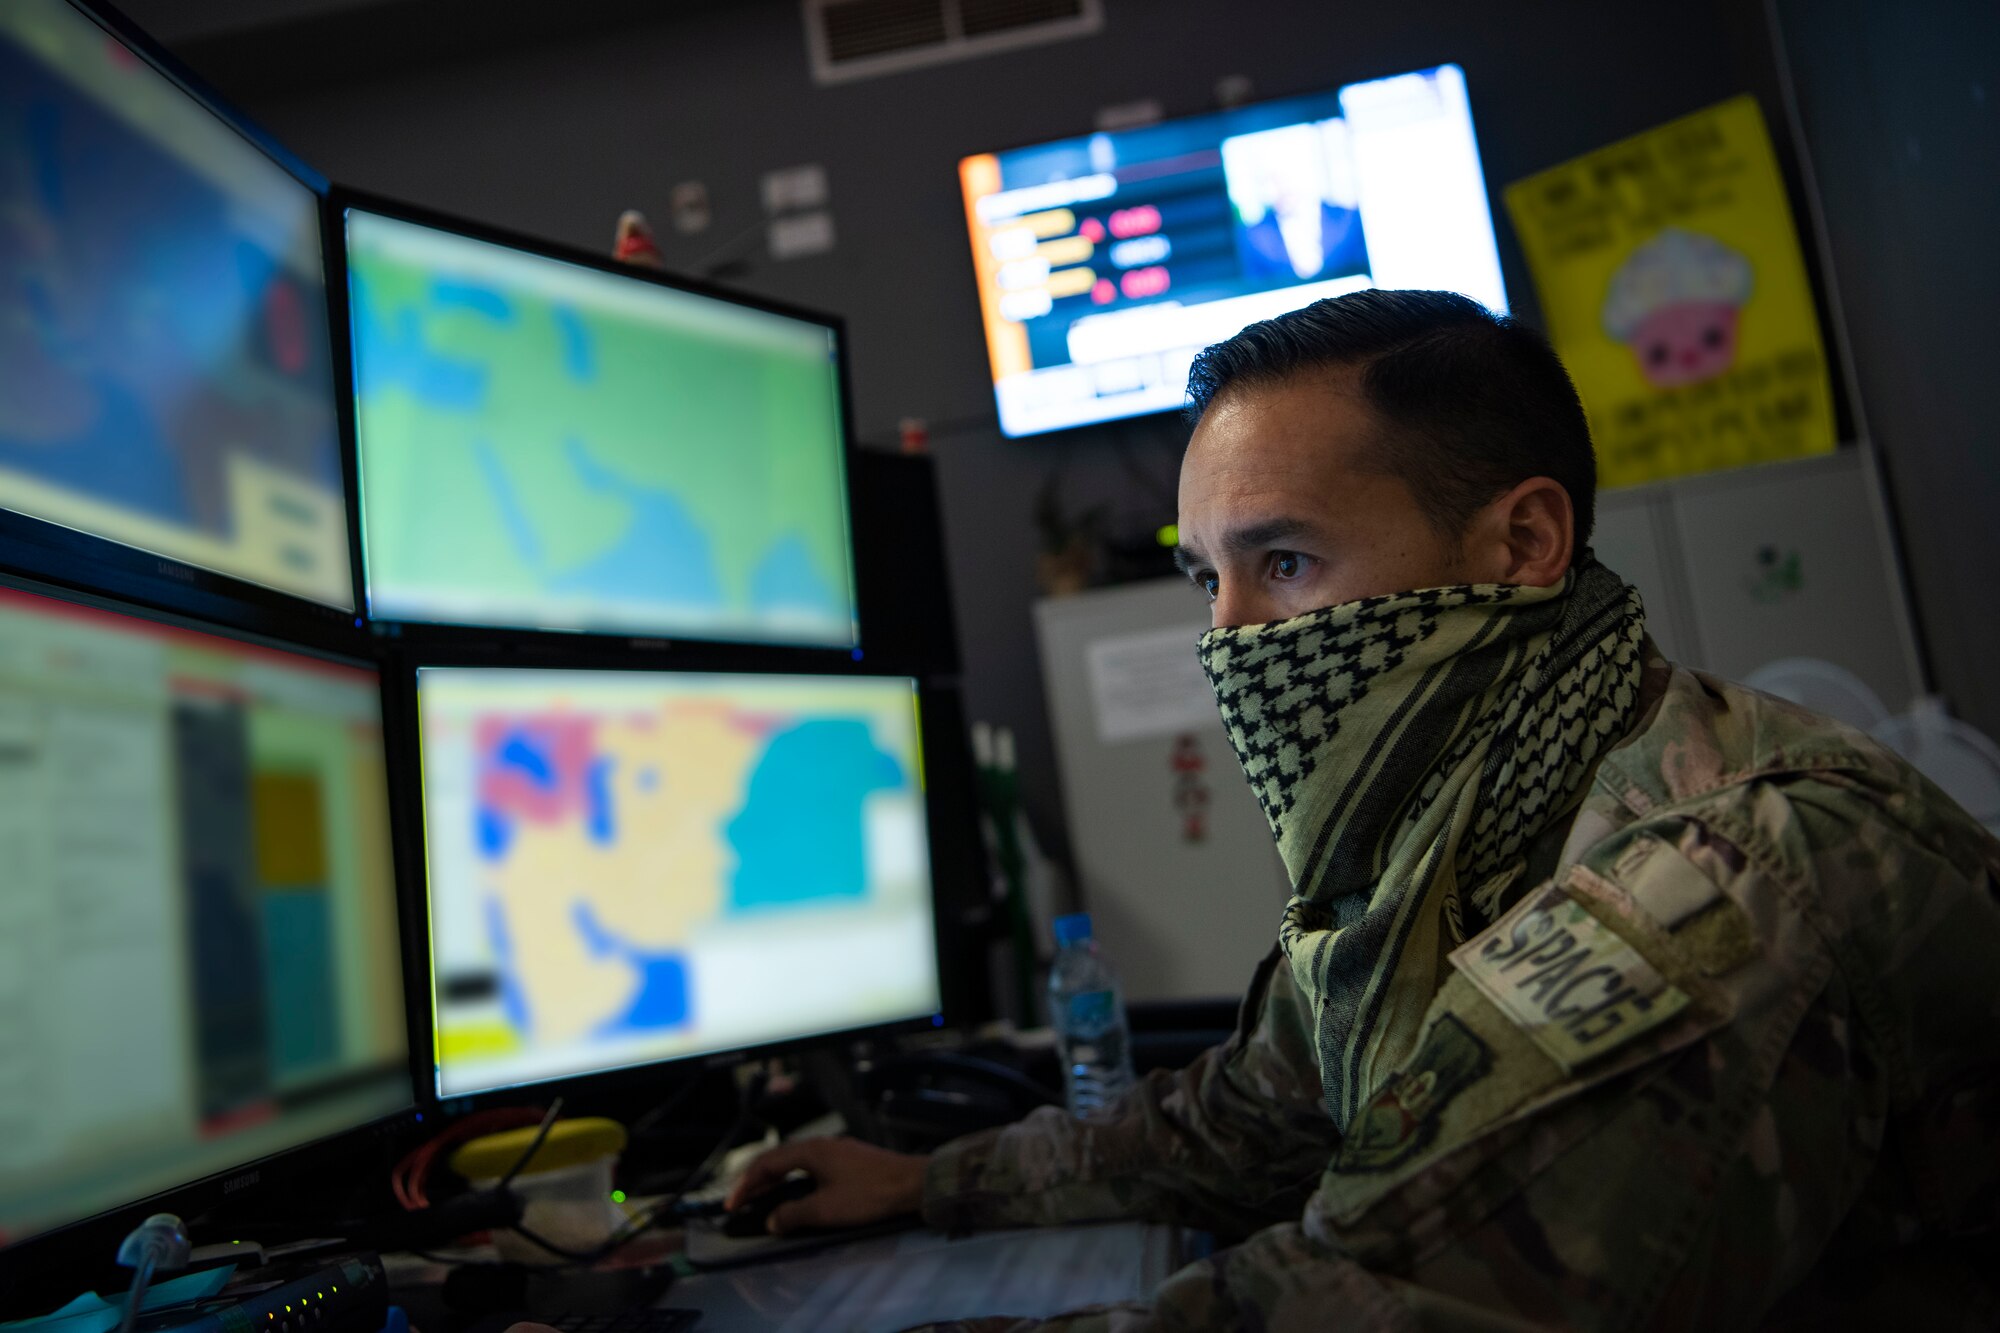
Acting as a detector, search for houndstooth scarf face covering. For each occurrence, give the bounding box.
[1196,556,1646,1128]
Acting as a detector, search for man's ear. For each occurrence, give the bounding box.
[1477,477,1572,587]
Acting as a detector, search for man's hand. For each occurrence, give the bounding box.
[723,1137,930,1235]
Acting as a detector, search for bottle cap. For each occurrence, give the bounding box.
[1052,913,1093,947]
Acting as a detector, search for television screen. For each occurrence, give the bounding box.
[0,0,354,608]
[960,65,1507,437]
[346,209,859,648]
[0,584,408,1246]
[416,667,940,1098]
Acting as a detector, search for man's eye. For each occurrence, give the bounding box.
[1195,571,1219,601]
[1271,551,1305,580]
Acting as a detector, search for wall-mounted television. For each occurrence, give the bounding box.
[960,65,1507,438]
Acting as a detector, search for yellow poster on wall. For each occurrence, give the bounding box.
[1503,95,1836,490]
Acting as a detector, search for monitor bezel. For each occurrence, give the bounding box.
[0,0,371,643]
[0,571,423,1309]
[956,62,1499,439]
[329,187,867,664]
[387,647,954,1111]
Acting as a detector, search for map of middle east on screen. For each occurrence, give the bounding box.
[345,211,857,647]
[419,670,939,1097]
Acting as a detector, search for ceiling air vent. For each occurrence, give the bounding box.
[804,0,1102,85]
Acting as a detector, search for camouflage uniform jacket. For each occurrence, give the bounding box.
[914,659,2000,1331]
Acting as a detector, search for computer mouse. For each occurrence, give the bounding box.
[720,1173,817,1238]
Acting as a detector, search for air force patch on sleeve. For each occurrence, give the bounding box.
[1450,882,1690,1072]
[1337,1013,1492,1174]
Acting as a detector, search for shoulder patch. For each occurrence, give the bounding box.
[1336,1013,1492,1174]
[1450,882,1689,1072]
[1601,818,1763,976]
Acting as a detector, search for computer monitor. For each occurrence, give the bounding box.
[414,666,940,1098]
[960,64,1508,437]
[0,0,355,611]
[0,580,410,1251]
[344,205,860,649]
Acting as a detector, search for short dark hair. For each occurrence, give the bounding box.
[1184,289,1597,551]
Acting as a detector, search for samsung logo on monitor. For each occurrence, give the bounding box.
[222,1169,262,1195]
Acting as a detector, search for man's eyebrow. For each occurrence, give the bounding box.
[1172,518,1315,578]
[1214,517,1313,556]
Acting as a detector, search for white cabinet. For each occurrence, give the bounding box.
[1034,581,1291,1003]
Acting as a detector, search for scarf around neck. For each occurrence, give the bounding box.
[1196,556,1646,1128]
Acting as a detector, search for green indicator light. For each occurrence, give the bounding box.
[610,1189,627,1204]
[1155,524,1178,548]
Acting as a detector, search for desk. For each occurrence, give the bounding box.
[666,1222,1185,1333]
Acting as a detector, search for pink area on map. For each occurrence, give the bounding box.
[475,713,598,825]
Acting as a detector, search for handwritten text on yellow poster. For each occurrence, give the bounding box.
[1504,96,1836,490]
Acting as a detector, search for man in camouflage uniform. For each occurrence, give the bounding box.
[730,291,2000,1330]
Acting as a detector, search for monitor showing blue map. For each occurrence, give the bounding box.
[346,210,859,647]
[417,667,939,1097]
[0,0,354,608]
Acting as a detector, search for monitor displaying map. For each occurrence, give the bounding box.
[0,0,354,609]
[417,667,939,1097]
[346,210,859,648]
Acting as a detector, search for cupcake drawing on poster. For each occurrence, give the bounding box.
[1601,229,1754,390]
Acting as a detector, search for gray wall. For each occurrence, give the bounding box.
[1774,0,2000,738]
[165,0,1793,864]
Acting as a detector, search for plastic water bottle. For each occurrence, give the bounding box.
[1046,913,1136,1117]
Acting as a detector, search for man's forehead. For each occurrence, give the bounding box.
[1185,371,1380,479]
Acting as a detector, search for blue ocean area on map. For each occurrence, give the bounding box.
[3,45,341,526]
[572,901,692,1034]
[482,897,531,1031]
[476,806,513,860]
[347,274,491,412]
[585,757,616,845]
[750,534,840,616]
[545,437,726,609]
[497,730,557,787]
[480,885,694,1037]
[730,719,903,910]
[430,280,515,323]
[553,305,596,381]
[471,439,545,566]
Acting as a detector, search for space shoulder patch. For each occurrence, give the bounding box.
[1450,880,1689,1072]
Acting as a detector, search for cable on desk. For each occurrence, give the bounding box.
[391,1107,548,1210]
[497,1098,565,1193]
[510,1070,771,1270]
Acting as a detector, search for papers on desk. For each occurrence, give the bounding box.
[673,1221,1179,1333]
